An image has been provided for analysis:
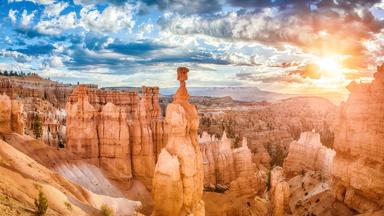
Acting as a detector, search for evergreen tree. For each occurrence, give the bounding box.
[34,190,48,216]
[32,114,42,139]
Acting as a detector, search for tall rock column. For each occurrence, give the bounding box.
[152,67,205,216]
[66,86,99,161]
[131,91,156,187]
[215,131,235,185]
[98,102,132,180]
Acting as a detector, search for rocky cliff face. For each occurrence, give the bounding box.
[0,94,24,135]
[331,65,384,213]
[283,131,335,179]
[152,67,205,216]
[66,84,164,184]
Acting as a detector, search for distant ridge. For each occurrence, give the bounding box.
[160,87,295,102]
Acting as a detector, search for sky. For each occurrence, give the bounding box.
[1,0,384,98]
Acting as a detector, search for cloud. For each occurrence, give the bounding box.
[73,0,128,6]
[0,50,32,63]
[288,64,322,79]
[21,10,35,28]
[35,12,78,35]
[8,10,17,24]
[159,1,383,69]
[79,4,135,33]
[141,0,221,14]
[236,72,304,84]
[8,0,55,5]
[49,55,65,68]
[43,2,68,17]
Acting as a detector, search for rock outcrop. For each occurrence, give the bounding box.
[199,132,265,195]
[283,131,335,179]
[152,67,205,216]
[230,137,264,196]
[331,65,384,213]
[0,94,24,135]
[66,84,163,184]
[216,131,236,186]
[288,171,354,216]
[0,75,73,147]
[269,166,290,216]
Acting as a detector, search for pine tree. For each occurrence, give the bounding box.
[32,114,42,139]
[34,190,48,216]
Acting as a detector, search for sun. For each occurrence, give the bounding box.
[315,56,343,73]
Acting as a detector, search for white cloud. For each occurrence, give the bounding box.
[137,23,154,38]
[0,50,32,63]
[21,10,35,28]
[49,55,65,68]
[8,0,55,5]
[8,9,17,25]
[80,4,135,33]
[43,2,68,17]
[35,12,78,35]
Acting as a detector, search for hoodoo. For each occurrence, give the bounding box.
[152,67,205,216]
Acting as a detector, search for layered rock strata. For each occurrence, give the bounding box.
[66,84,164,184]
[152,67,205,216]
[283,131,335,179]
[331,64,384,213]
[0,75,73,108]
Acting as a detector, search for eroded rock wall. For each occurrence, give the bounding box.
[331,65,384,213]
[66,84,163,184]
[283,131,335,179]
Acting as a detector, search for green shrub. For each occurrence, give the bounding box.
[32,114,42,139]
[34,190,48,216]
[100,204,114,216]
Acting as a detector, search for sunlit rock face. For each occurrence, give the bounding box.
[269,166,290,216]
[199,132,266,196]
[152,67,205,216]
[331,65,384,213]
[288,171,354,216]
[65,84,163,184]
[0,94,24,135]
[230,137,264,196]
[283,131,335,179]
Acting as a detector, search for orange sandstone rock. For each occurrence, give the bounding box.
[0,94,24,135]
[152,67,205,216]
[331,64,384,213]
[283,131,335,179]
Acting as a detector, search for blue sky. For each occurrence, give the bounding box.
[1,0,384,97]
